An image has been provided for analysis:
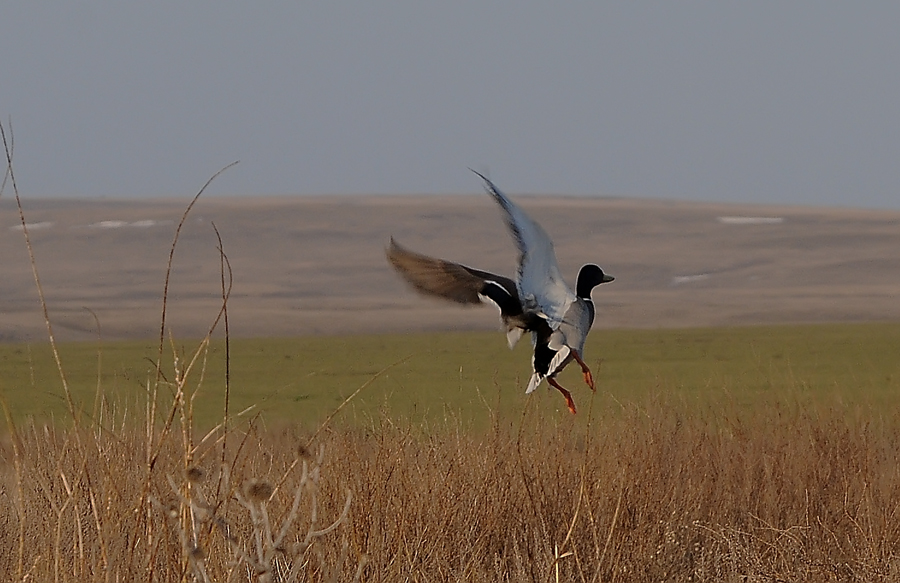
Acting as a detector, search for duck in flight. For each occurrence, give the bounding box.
[387,171,614,414]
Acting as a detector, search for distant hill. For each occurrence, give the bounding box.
[2,195,899,342]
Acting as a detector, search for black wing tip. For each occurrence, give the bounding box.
[386,235,399,254]
[468,168,515,218]
[468,167,502,195]
[468,167,489,183]
[386,236,412,266]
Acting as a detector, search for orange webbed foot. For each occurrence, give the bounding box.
[583,369,595,392]
[549,377,578,415]
[571,350,596,392]
[564,393,578,415]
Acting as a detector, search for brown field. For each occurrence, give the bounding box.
[2,194,900,342]
[3,392,900,582]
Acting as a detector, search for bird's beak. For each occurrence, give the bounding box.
[601,274,615,284]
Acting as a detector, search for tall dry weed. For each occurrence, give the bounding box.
[1,130,360,582]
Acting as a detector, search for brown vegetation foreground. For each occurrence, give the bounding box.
[3,393,900,582]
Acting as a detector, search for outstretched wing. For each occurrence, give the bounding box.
[387,238,527,347]
[472,170,575,329]
[386,237,521,305]
[387,238,489,304]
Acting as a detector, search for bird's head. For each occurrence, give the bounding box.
[576,264,615,299]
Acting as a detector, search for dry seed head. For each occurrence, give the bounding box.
[167,504,178,519]
[186,466,205,483]
[297,443,312,460]
[246,479,274,501]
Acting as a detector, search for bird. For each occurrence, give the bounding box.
[386,171,614,414]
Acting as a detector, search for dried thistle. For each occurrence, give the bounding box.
[245,479,274,502]
[189,545,205,561]
[186,466,205,483]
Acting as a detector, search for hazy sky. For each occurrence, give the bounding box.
[2,3,899,208]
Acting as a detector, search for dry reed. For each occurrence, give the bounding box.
[3,393,900,581]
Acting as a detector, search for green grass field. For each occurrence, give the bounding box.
[3,322,899,430]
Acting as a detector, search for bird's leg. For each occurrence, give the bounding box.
[548,377,577,415]
[571,350,595,392]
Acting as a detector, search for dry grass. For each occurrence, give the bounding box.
[324,394,900,582]
[3,392,900,582]
[0,413,359,582]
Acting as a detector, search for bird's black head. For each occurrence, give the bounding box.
[576,264,615,299]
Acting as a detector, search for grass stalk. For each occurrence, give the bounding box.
[1,121,78,425]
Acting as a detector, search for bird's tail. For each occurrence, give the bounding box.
[506,326,523,349]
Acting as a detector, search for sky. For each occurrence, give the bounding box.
[2,3,899,209]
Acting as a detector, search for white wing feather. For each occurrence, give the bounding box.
[546,345,571,377]
[476,173,576,329]
[525,372,544,394]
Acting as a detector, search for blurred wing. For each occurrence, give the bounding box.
[473,171,575,328]
[386,237,517,305]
